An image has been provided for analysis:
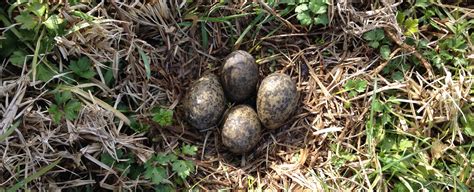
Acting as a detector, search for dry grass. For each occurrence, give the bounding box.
[1,0,473,191]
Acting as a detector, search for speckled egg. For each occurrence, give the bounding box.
[221,105,261,154]
[221,50,258,102]
[182,74,226,130]
[257,73,298,129]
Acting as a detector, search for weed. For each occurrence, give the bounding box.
[343,79,367,98]
[363,29,392,60]
[152,108,174,127]
[291,0,330,26]
[48,91,82,123]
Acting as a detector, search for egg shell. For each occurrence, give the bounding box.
[221,50,259,102]
[182,73,226,130]
[221,105,261,154]
[256,73,298,129]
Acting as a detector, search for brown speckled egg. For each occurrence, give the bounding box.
[221,50,258,102]
[221,105,261,154]
[182,74,225,130]
[257,73,298,129]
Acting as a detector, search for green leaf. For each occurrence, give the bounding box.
[391,71,404,81]
[295,4,309,13]
[145,166,167,185]
[415,0,429,9]
[461,113,474,136]
[372,100,384,113]
[368,41,380,48]
[380,45,391,60]
[404,18,419,36]
[64,100,81,121]
[154,153,178,166]
[138,48,151,80]
[48,104,62,123]
[36,63,56,82]
[172,160,194,179]
[43,14,64,31]
[9,51,28,67]
[396,11,406,25]
[55,91,72,105]
[297,12,313,26]
[152,108,173,126]
[130,119,150,133]
[155,184,175,192]
[354,80,367,93]
[72,11,95,22]
[181,145,198,156]
[28,2,47,17]
[309,1,327,14]
[314,14,329,25]
[15,12,37,30]
[100,152,115,167]
[398,139,413,151]
[69,56,96,79]
[363,29,385,41]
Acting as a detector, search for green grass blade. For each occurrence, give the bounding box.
[200,23,208,49]
[198,12,256,22]
[0,121,20,142]
[7,158,61,192]
[32,28,45,82]
[234,12,264,47]
[138,48,151,80]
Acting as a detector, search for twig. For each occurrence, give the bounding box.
[257,0,299,32]
[383,28,434,77]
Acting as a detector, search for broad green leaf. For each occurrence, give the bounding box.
[314,14,329,25]
[155,153,178,166]
[297,12,313,26]
[152,108,173,126]
[309,1,327,14]
[145,166,167,185]
[130,119,150,133]
[344,79,356,90]
[172,160,194,179]
[181,145,198,156]
[64,100,81,121]
[36,63,56,81]
[100,152,115,167]
[354,80,367,93]
[380,45,391,60]
[381,111,391,125]
[48,104,62,123]
[372,100,384,113]
[404,18,419,36]
[15,12,37,30]
[55,91,72,105]
[368,41,380,48]
[43,14,64,31]
[461,113,474,136]
[69,57,96,79]
[363,29,384,41]
[295,4,309,13]
[155,184,175,192]
[399,139,413,150]
[9,50,28,67]
[391,71,404,81]
[28,2,47,17]
[396,11,406,25]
